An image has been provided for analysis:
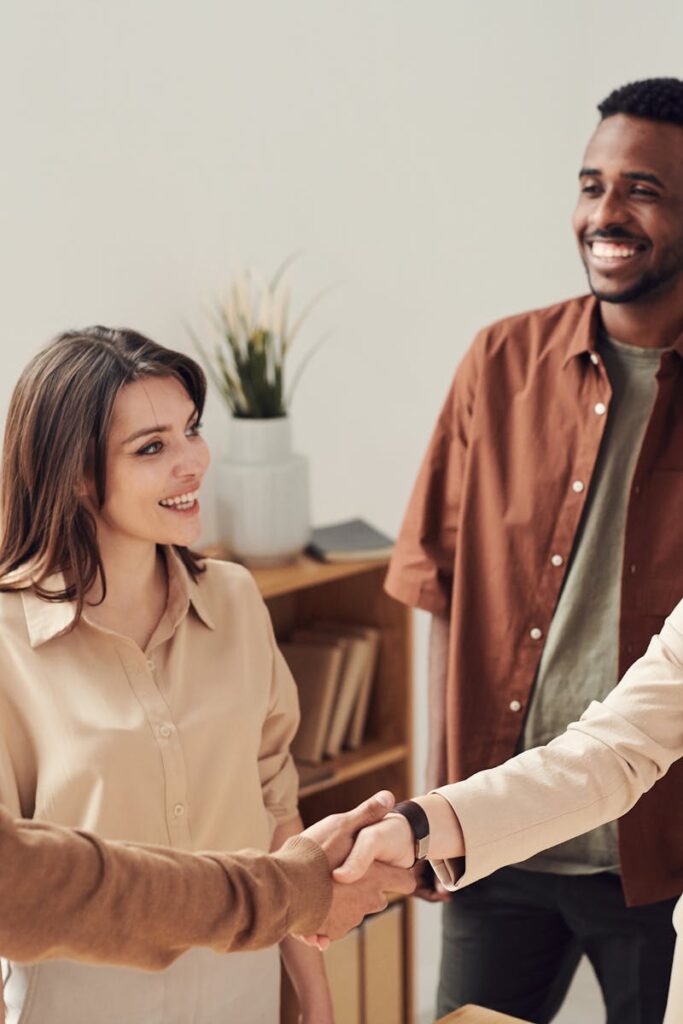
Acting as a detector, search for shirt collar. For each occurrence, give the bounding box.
[21,547,214,649]
[21,575,78,648]
[561,295,601,368]
[562,294,683,367]
[165,547,215,632]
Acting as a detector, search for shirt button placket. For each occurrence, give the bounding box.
[140,654,189,845]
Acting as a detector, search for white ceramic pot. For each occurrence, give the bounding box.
[216,416,310,567]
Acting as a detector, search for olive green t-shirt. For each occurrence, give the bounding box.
[517,333,662,874]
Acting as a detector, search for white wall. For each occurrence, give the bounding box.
[2,2,681,1019]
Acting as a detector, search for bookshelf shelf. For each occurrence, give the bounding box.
[297,740,409,798]
[252,554,389,599]
[248,555,414,1024]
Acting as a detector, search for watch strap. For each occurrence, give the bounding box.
[391,799,430,864]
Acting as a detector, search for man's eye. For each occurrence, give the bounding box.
[632,186,657,198]
[581,184,601,195]
[137,440,162,456]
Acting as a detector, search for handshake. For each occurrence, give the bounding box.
[295,791,422,949]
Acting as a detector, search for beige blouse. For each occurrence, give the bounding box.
[433,598,683,1024]
[0,550,300,1024]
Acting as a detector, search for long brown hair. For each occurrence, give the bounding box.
[0,326,207,621]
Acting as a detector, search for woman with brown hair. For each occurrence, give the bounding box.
[0,327,333,1024]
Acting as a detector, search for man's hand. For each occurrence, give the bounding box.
[301,790,395,870]
[303,863,416,949]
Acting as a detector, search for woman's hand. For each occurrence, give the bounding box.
[333,792,466,885]
[332,814,415,884]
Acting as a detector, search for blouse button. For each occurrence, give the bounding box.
[159,725,172,739]
[173,803,185,817]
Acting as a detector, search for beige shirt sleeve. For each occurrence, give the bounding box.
[0,734,22,818]
[257,594,301,827]
[432,598,683,889]
[0,806,331,969]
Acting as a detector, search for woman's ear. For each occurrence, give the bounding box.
[77,471,97,507]
[79,443,99,506]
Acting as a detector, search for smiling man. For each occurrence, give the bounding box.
[386,78,683,1023]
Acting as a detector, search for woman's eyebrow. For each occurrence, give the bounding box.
[121,424,168,446]
[121,410,197,446]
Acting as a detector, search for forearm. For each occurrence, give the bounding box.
[340,610,683,896]
[0,808,331,968]
[280,934,334,1020]
[433,622,683,887]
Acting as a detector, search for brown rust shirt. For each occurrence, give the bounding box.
[386,293,683,906]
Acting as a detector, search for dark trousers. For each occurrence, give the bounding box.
[437,866,677,1024]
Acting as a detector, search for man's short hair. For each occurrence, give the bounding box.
[598,77,683,128]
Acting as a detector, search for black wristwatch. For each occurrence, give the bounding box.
[389,800,430,865]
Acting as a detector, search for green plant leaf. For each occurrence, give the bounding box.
[187,260,328,418]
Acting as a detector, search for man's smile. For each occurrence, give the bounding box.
[584,235,650,273]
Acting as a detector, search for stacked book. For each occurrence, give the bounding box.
[280,621,381,764]
[306,518,394,563]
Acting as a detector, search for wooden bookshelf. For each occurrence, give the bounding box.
[249,555,414,1024]
[297,740,409,797]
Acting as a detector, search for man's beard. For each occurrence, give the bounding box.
[584,243,683,304]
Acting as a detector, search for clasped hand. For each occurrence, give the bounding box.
[296,793,417,950]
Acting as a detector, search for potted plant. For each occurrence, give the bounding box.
[193,260,327,567]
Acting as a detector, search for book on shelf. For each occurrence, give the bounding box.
[292,628,365,758]
[306,518,394,563]
[280,641,344,764]
[294,622,380,756]
[312,621,381,750]
[344,625,380,750]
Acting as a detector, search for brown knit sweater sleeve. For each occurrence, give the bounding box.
[0,808,331,969]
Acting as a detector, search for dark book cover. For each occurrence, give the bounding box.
[306,518,394,562]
